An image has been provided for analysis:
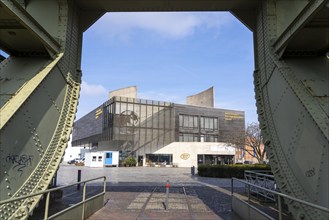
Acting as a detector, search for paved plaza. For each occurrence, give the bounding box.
[54,165,245,220]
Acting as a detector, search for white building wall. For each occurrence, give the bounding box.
[149,142,235,167]
[85,152,92,166]
[85,152,104,167]
[84,151,120,167]
[63,146,83,161]
[112,151,119,165]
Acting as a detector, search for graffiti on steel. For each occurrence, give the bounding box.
[6,154,34,175]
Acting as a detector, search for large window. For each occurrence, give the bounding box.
[198,154,234,165]
[200,116,218,131]
[146,154,173,165]
[200,134,218,142]
[179,114,199,130]
[179,133,199,142]
[205,134,218,142]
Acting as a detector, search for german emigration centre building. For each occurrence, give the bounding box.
[72,86,245,167]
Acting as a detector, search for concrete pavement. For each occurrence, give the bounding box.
[55,165,244,220]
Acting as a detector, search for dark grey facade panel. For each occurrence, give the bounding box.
[174,104,245,142]
[71,134,102,147]
[72,104,103,143]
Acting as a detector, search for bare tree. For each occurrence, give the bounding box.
[226,122,266,164]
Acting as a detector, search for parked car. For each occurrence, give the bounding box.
[78,158,85,163]
[67,158,80,164]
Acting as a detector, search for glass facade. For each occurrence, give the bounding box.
[102,97,174,156]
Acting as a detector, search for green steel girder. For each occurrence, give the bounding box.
[272,0,329,56]
[0,0,61,56]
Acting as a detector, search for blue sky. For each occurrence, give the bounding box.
[78,12,257,124]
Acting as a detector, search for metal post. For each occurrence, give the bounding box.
[77,169,81,190]
[247,183,251,218]
[44,192,50,220]
[248,184,251,204]
[103,176,107,193]
[191,166,195,175]
[231,178,234,211]
[52,171,57,187]
[82,182,87,220]
[278,195,283,220]
[165,180,170,210]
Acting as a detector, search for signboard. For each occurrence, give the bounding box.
[180,153,190,160]
[95,108,102,119]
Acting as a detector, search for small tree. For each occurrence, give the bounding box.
[226,122,266,164]
[123,156,137,167]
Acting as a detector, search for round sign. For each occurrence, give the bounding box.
[180,153,190,160]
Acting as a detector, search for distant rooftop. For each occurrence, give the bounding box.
[186,86,214,108]
[109,86,137,99]
[109,86,215,108]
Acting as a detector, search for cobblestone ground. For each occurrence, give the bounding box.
[48,165,245,220]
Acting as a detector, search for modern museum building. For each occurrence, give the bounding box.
[71,86,245,167]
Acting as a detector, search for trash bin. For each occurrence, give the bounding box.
[191,166,195,175]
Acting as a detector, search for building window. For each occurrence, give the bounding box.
[205,134,218,142]
[92,156,96,162]
[146,154,173,165]
[179,133,198,142]
[179,115,199,130]
[200,116,218,131]
[98,156,102,162]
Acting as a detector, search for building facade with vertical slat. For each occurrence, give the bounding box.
[72,92,245,167]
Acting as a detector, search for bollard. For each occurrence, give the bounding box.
[191,166,195,175]
[77,169,81,190]
[52,171,57,187]
[165,180,170,210]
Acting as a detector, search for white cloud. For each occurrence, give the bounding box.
[93,12,233,40]
[80,81,107,97]
[139,91,183,103]
[76,81,107,120]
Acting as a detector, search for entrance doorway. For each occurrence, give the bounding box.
[105,152,113,165]
[138,155,143,166]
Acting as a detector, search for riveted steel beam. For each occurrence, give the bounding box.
[272,0,328,57]
[16,0,27,8]
[0,53,63,129]
[0,0,61,56]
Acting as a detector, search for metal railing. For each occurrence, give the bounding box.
[231,178,329,220]
[244,170,276,202]
[0,176,106,220]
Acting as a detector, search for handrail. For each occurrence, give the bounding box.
[0,176,106,205]
[231,177,329,218]
[0,176,106,219]
[244,170,276,202]
[244,170,274,179]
